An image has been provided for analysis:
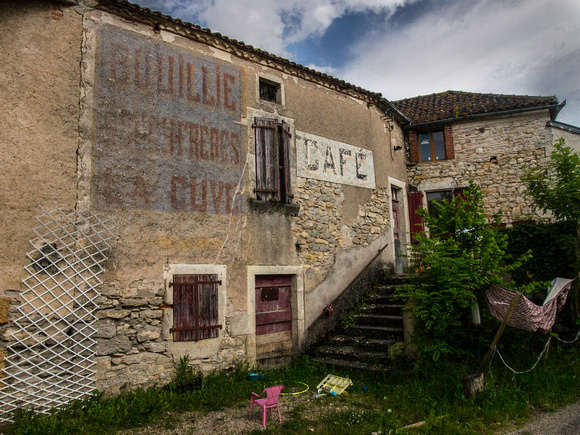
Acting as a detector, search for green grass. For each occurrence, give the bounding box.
[1,345,579,434]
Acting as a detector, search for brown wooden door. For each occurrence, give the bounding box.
[255,275,292,368]
[391,187,400,240]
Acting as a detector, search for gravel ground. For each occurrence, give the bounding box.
[117,392,355,434]
[503,400,580,435]
[117,395,580,434]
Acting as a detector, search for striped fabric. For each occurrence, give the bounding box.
[485,278,574,333]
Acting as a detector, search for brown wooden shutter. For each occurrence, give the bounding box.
[408,191,425,243]
[409,131,420,163]
[173,274,196,342]
[280,120,292,203]
[254,118,279,201]
[444,125,454,159]
[197,274,220,340]
[172,274,221,342]
[453,187,467,200]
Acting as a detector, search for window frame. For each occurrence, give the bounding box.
[253,117,293,203]
[258,77,282,104]
[164,264,226,344]
[419,130,446,162]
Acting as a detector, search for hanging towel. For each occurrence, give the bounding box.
[485,278,574,333]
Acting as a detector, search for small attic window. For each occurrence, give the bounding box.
[259,78,281,103]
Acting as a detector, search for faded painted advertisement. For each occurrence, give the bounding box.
[296,132,376,188]
[92,24,244,215]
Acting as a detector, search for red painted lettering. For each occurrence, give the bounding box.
[158,54,174,97]
[171,175,188,211]
[210,180,224,214]
[190,178,207,212]
[131,174,152,206]
[202,66,215,106]
[223,73,236,112]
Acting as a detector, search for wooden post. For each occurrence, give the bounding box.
[477,292,522,374]
[464,292,522,399]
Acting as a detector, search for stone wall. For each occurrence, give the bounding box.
[94,277,247,395]
[294,179,391,280]
[407,112,552,223]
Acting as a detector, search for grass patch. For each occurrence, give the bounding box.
[1,345,579,434]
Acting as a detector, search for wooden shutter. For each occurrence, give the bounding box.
[453,187,467,200]
[254,118,279,201]
[408,191,425,243]
[409,131,420,163]
[172,274,221,342]
[280,120,292,203]
[444,125,454,159]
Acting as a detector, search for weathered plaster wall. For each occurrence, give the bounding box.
[0,0,82,290]
[407,112,552,222]
[1,2,408,396]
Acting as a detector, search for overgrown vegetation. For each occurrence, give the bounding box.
[521,138,580,223]
[400,181,529,361]
[2,348,580,434]
[501,220,579,286]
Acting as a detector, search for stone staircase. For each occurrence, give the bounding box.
[313,275,410,372]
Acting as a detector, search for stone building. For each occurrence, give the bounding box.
[1,0,577,421]
[392,90,567,233]
[0,0,410,411]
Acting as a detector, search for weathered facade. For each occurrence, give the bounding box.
[392,91,566,228]
[0,0,410,404]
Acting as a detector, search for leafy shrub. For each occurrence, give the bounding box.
[501,220,578,285]
[401,181,529,361]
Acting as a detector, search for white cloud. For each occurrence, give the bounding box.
[135,0,580,124]
[338,0,580,123]
[139,1,418,56]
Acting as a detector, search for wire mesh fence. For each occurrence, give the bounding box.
[0,207,116,423]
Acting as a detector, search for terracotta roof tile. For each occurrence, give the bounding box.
[392,90,559,124]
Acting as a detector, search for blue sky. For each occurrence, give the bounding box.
[134,0,580,125]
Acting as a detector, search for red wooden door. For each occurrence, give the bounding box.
[255,275,292,335]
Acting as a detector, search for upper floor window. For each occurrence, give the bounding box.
[419,131,446,162]
[253,117,292,203]
[259,78,281,104]
[409,126,454,163]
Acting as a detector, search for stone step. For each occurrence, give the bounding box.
[354,313,404,328]
[347,324,404,339]
[317,345,387,361]
[314,357,391,373]
[329,335,397,350]
[360,303,405,315]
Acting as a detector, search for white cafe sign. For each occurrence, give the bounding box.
[296,131,376,188]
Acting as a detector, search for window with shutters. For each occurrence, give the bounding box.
[171,274,222,342]
[253,117,293,203]
[409,125,454,163]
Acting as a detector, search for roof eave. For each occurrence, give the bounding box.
[403,102,564,130]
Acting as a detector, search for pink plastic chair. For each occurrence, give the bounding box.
[249,385,284,427]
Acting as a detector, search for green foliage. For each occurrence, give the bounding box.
[522,138,580,222]
[2,347,580,434]
[401,181,529,361]
[501,220,579,285]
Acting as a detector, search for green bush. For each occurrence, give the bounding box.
[501,220,578,286]
[401,181,529,361]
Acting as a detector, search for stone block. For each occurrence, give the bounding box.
[96,336,132,356]
[0,298,10,323]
